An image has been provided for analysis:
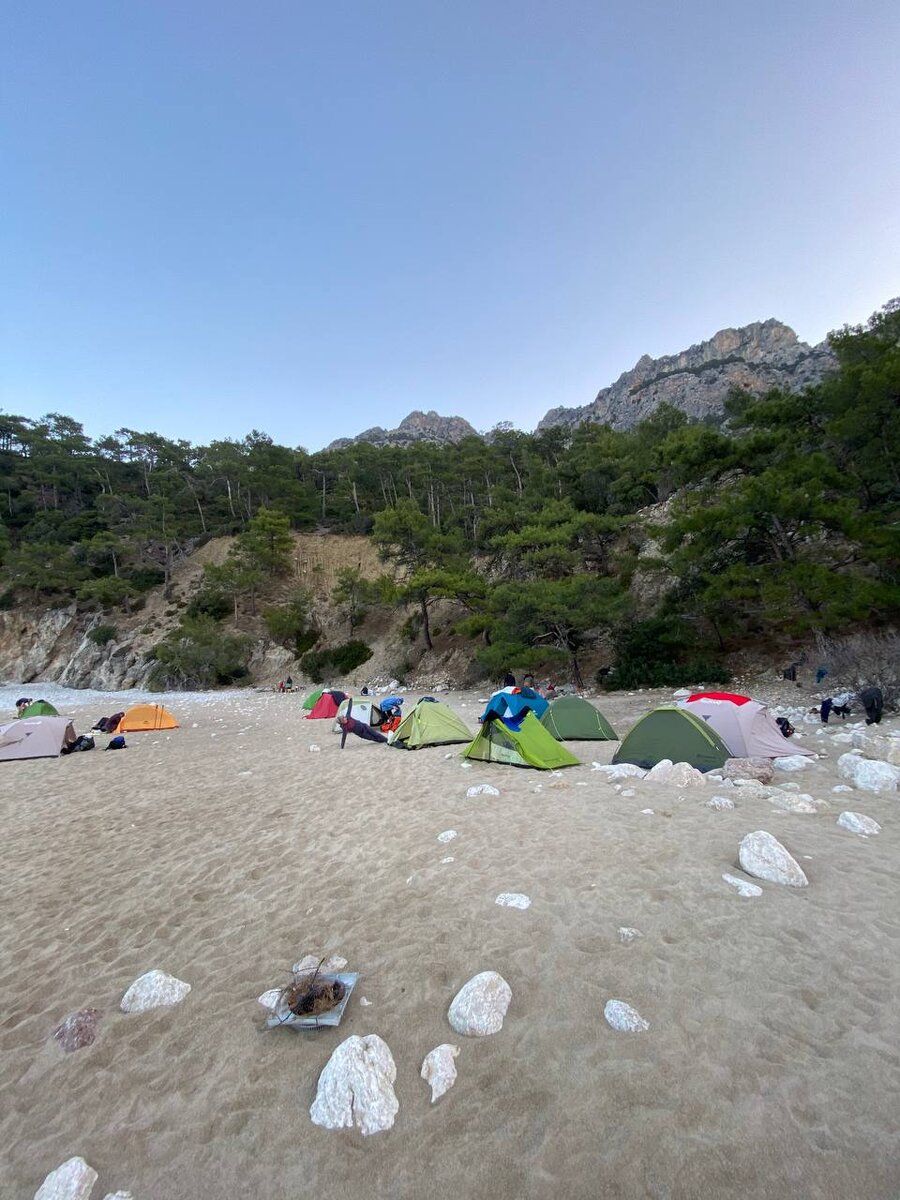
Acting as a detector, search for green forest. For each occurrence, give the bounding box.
[1,302,898,688]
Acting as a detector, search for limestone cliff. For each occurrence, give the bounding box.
[538,320,837,432]
[326,409,477,450]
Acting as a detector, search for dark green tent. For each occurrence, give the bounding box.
[463,711,580,769]
[541,695,617,741]
[612,706,730,772]
[18,700,59,718]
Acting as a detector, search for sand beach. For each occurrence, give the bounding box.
[2,683,899,1199]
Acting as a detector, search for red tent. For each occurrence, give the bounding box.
[687,691,752,706]
[305,692,341,720]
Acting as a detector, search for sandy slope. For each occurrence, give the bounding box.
[1,686,899,1199]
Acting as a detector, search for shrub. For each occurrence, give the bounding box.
[604,616,731,690]
[187,588,232,620]
[263,592,318,657]
[815,630,900,709]
[87,623,117,646]
[148,616,251,689]
[77,577,135,609]
[300,640,373,684]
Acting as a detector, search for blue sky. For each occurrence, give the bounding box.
[3,0,898,450]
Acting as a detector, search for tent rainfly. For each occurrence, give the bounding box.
[302,688,325,711]
[390,699,472,749]
[114,704,179,733]
[0,716,77,762]
[333,698,384,730]
[463,710,580,770]
[540,695,617,741]
[18,700,59,719]
[612,706,731,772]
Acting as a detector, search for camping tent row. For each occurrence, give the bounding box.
[612,692,811,772]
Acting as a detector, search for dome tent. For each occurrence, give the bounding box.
[390,699,472,749]
[114,704,178,733]
[612,706,730,772]
[0,717,77,761]
[541,695,617,741]
[680,695,813,758]
[463,710,580,770]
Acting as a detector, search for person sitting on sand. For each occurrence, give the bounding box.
[339,714,389,748]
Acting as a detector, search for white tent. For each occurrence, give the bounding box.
[0,716,77,762]
[332,698,385,732]
[679,697,814,758]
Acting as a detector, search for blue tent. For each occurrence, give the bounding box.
[479,689,549,724]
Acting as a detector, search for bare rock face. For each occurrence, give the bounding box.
[448,971,512,1036]
[120,969,191,1013]
[53,1008,102,1053]
[34,1157,98,1200]
[538,319,836,433]
[837,753,900,793]
[309,1034,399,1135]
[723,758,775,785]
[738,831,809,887]
[326,410,478,451]
[421,1043,460,1103]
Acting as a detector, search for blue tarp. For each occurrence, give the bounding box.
[480,690,549,724]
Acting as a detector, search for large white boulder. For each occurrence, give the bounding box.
[773,755,816,772]
[34,1158,98,1200]
[723,758,775,784]
[120,970,191,1013]
[837,753,900,793]
[309,1034,399,1135]
[837,812,882,836]
[448,971,512,1036]
[420,1043,460,1103]
[645,760,706,788]
[738,831,809,887]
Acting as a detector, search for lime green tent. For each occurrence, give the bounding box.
[301,687,325,711]
[391,700,472,750]
[612,706,730,772]
[18,700,59,718]
[463,711,580,769]
[541,695,617,741]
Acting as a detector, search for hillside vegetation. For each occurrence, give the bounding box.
[1,303,897,689]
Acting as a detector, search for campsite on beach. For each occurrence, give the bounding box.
[2,675,899,1198]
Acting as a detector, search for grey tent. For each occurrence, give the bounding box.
[0,716,77,762]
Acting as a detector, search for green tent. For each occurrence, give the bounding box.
[391,700,472,750]
[541,695,617,741]
[18,700,59,718]
[301,687,325,711]
[612,706,730,772]
[463,711,581,770]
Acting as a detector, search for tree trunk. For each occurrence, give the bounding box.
[420,596,433,650]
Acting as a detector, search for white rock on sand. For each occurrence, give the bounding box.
[722,757,775,784]
[738,831,809,887]
[591,763,645,780]
[309,1034,399,1135]
[617,927,642,943]
[604,999,649,1032]
[120,969,191,1013]
[466,784,500,797]
[421,1043,460,1103]
[837,753,900,794]
[837,812,882,836]
[437,830,458,843]
[722,872,763,898]
[773,755,816,772]
[495,893,531,910]
[769,792,827,814]
[645,760,705,787]
[448,971,512,1036]
[706,796,735,811]
[34,1157,98,1200]
[257,988,282,1012]
[293,954,348,975]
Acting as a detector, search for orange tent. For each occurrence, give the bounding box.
[115,704,179,732]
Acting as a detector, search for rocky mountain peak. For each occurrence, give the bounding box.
[537,319,837,433]
[325,410,477,451]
